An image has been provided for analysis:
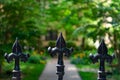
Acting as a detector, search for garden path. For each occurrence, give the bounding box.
[39,58,82,80]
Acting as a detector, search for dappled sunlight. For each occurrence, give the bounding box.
[67,66,80,79]
[70,75,80,79]
[68,66,76,71]
[79,68,97,72]
[0,0,120,80]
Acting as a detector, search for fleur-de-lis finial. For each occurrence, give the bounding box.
[48,32,73,80]
[4,38,29,80]
[89,39,115,80]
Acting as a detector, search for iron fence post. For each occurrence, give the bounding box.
[4,38,29,80]
[48,33,73,80]
[89,39,115,80]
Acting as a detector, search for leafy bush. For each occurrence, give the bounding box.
[66,41,77,48]
[70,53,89,65]
[48,41,56,47]
[70,50,97,65]
[28,55,40,64]
[22,63,45,80]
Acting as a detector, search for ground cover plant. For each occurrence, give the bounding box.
[79,71,97,80]
[0,0,120,80]
[0,51,47,80]
[22,62,45,80]
[71,50,120,80]
[1,62,45,80]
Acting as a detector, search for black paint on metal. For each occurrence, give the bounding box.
[4,38,29,80]
[89,39,115,80]
[48,33,73,80]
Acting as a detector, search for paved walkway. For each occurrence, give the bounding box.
[39,59,82,80]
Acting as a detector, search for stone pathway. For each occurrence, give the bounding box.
[39,59,82,80]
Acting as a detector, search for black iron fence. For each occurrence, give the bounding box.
[4,38,29,80]
[48,33,73,80]
[89,40,115,80]
[3,33,115,80]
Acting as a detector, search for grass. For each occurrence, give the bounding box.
[111,74,120,80]
[76,64,97,80]
[21,62,45,80]
[79,71,97,80]
[76,64,120,80]
[76,64,99,69]
[0,62,45,80]
[79,71,120,80]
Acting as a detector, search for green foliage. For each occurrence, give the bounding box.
[22,63,45,80]
[0,0,44,43]
[1,57,45,80]
[0,0,47,70]
[79,71,97,80]
[71,50,96,65]
[28,51,46,64]
[71,57,83,64]
[1,0,120,49]
[70,0,120,50]
[28,55,41,64]
[48,41,56,47]
[2,62,45,80]
[1,0,120,78]
[66,41,76,48]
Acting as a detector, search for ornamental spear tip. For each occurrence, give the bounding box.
[12,38,22,54]
[56,32,66,48]
[98,39,108,54]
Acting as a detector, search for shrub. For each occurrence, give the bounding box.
[70,52,90,65]
[28,55,40,64]
[48,41,56,47]
[70,50,97,65]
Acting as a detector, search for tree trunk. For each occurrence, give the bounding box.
[0,64,2,74]
[113,30,120,73]
[81,37,85,50]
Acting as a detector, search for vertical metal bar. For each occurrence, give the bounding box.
[56,52,64,80]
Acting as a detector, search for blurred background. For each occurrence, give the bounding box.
[0,0,120,80]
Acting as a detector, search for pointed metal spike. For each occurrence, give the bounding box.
[12,38,22,54]
[60,32,62,36]
[56,33,66,48]
[98,39,108,54]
